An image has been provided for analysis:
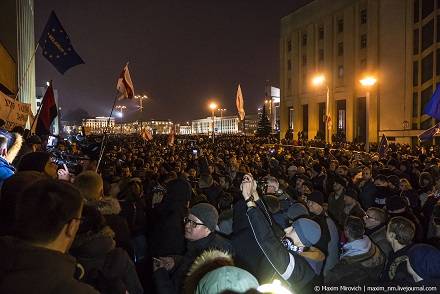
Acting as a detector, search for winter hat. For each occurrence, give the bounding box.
[195,266,259,294]
[198,174,214,189]
[17,151,51,173]
[292,218,321,247]
[307,191,324,206]
[407,244,440,280]
[287,203,309,221]
[386,195,407,212]
[190,203,219,232]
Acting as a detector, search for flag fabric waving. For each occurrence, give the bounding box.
[423,85,440,120]
[236,84,245,121]
[116,64,135,99]
[378,134,388,158]
[418,122,440,142]
[39,11,84,74]
[141,129,153,141]
[35,83,57,136]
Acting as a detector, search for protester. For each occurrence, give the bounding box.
[0,179,99,294]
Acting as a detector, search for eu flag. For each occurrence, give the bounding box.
[423,85,440,120]
[39,11,84,74]
[378,134,388,158]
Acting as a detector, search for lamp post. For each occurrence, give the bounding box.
[115,105,126,134]
[359,76,377,153]
[217,108,226,134]
[312,74,331,143]
[134,94,148,112]
[209,102,217,143]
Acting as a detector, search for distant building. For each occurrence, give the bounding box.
[244,114,259,135]
[82,117,115,134]
[280,0,418,144]
[179,125,192,135]
[192,116,239,135]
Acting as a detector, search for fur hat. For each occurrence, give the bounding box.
[407,244,440,280]
[190,203,219,232]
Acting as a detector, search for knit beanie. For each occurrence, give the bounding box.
[17,151,51,173]
[195,266,259,294]
[190,203,219,232]
[292,218,321,247]
[407,244,440,280]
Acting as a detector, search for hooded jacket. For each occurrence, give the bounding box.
[325,235,385,285]
[0,236,98,294]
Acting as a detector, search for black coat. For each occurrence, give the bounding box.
[0,236,99,294]
[149,178,191,256]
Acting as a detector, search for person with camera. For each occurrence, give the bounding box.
[241,173,320,292]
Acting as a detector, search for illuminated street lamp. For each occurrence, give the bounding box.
[115,105,126,133]
[359,76,377,153]
[209,102,217,143]
[134,94,148,112]
[312,74,331,143]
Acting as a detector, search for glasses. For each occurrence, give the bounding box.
[184,217,205,228]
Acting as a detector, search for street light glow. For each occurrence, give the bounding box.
[360,76,377,87]
[209,102,217,110]
[312,74,326,86]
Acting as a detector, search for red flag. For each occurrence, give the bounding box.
[116,63,134,99]
[236,84,245,120]
[35,83,57,136]
[141,129,153,141]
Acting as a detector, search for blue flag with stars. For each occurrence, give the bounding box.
[418,122,440,142]
[423,85,440,120]
[39,11,84,74]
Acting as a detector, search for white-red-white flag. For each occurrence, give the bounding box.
[141,129,153,141]
[236,84,245,121]
[116,63,135,99]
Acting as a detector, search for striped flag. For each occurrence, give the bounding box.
[116,63,134,99]
[236,84,245,120]
[141,129,153,141]
[378,134,388,158]
[418,122,440,141]
[34,82,57,136]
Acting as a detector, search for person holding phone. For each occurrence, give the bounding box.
[17,151,71,182]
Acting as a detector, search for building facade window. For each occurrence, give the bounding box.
[302,55,307,66]
[414,0,420,23]
[413,61,419,86]
[338,65,344,79]
[302,33,307,46]
[422,0,434,19]
[360,34,367,49]
[288,107,294,129]
[302,104,308,135]
[421,86,433,116]
[336,100,346,132]
[337,19,344,33]
[414,29,419,55]
[360,9,367,24]
[413,92,419,117]
[421,52,433,83]
[319,49,324,62]
[437,49,440,75]
[287,59,292,71]
[422,19,434,52]
[287,40,292,52]
[318,26,324,40]
[338,42,344,56]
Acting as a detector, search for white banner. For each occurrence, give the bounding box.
[0,91,32,130]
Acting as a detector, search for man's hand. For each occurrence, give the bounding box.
[241,173,254,201]
[57,164,71,182]
[159,256,175,271]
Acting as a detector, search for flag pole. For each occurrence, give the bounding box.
[15,43,40,101]
[96,92,119,172]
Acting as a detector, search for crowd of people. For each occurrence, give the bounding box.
[0,129,440,294]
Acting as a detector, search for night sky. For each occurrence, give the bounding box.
[35,0,311,122]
